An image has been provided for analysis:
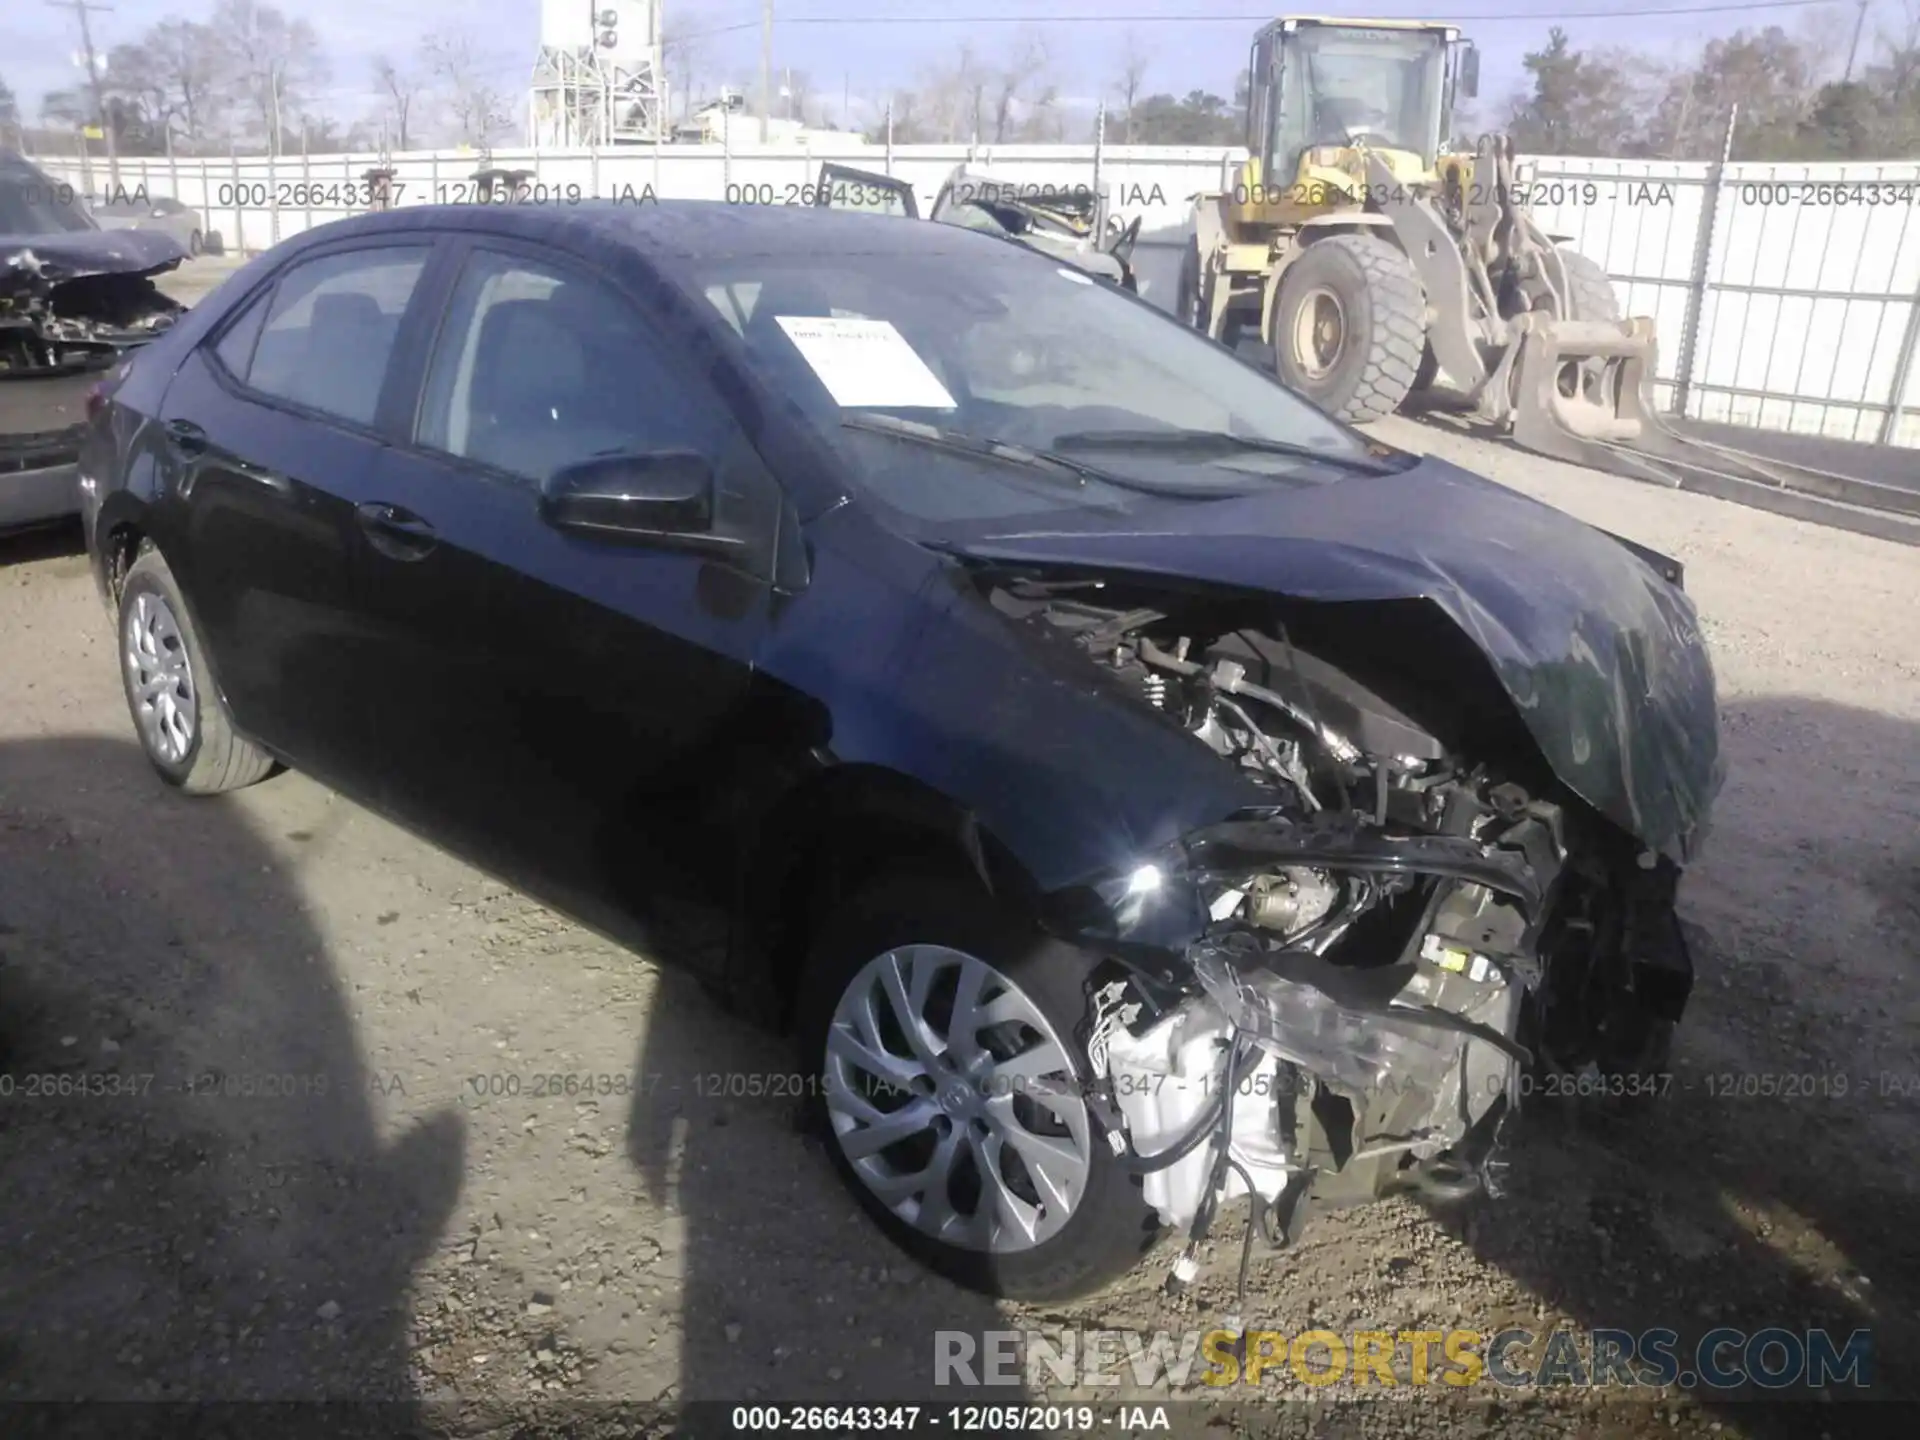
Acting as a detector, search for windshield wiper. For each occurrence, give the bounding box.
[840,413,1232,497]
[1049,427,1400,475]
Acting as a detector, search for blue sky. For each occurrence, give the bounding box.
[7,0,1883,134]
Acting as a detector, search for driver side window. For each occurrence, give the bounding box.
[415,248,728,487]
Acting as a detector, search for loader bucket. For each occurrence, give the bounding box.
[1506,315,1920,548]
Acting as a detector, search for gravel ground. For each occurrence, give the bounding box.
[0,258,1914,1435]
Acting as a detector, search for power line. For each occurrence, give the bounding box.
[1844,0,1871,80]
[680,0,1840,43]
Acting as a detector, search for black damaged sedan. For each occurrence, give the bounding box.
[79,201,1722,1302]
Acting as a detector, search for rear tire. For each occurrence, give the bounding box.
[1545,246,1621,323]
[187,229,203,257]
[1271,233,1425,423]
[117,547,275,795]
[794,870,1158,1302]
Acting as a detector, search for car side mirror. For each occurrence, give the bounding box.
[1458,44,1480,100]
[539,451,730,547]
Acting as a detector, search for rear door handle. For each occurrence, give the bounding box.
[355,501,438,560]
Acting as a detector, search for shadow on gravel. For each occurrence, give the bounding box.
[0,735,465,1426]
[626,970,1022,1415]
[1423,695,1919,1432]
[0,520,86,568]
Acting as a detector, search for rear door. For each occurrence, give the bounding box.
[153,240,440,780]
[345,238,789,949]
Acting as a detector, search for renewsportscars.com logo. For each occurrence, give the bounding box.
[935,1326,1874,1391]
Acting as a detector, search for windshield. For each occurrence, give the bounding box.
[691,241,1394,534]
[0,166,97,235]
[1271,26,1447,173]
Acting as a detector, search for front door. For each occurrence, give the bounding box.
[347,240,787,956]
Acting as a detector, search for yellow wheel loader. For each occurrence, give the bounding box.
[1177,16,1920,546]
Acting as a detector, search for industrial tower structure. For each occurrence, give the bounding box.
[529,0,666,147]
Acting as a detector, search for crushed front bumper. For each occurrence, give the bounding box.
[1079,811,1557,1250]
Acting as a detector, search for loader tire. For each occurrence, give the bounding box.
[1271,233,1425,423]
[1176,240,1247,350]
[1550,247,1622,323]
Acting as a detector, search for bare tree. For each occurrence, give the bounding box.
[917,45,991,141]
[877,88,930,142]
[1874,0,1920,96]
[99,18,228,152]
[1113,32,1150,142]
[371,55,421,151]
[988,31,1051,143]
[782,69,818,126]
[39,89,89,128]
[102,41,175,142]
[210,0,329,155]
[422,27,514,148]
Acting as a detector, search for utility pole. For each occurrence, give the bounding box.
[1843,0,1869,82]
[45,0,119,193]
[759,0,773,145]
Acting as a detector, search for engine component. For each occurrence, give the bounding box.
[1237,867,1340,937]
[1101,994,1298,1231]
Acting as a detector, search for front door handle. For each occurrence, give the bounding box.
[355,501,438,560]
[164,418,207,456]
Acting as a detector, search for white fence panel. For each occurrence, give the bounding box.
[30,142,1920,448]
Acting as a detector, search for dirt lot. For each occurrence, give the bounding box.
[0,257,1914,1435]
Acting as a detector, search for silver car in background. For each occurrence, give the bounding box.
[89,194,206,257]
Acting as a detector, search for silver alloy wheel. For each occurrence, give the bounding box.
[123,591,197,765]
[1290,284,1347,380]
[823,944,1093,1254]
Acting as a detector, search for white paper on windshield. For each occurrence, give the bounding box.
[1056,267,1095,285]
[774,316,957,409]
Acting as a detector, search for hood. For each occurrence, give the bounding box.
[940,454,1724,861]
[3,228,188,282]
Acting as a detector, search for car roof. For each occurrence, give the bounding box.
[279,198,1031,269]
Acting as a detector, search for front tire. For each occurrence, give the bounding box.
[1271,232,1426,423]
[117,547,274,794]
[795,871,1158,1301]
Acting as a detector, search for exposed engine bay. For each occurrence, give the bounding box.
[2,251,185,377]
[989,572,1694,1305]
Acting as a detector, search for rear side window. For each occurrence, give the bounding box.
[228,246,428,428]
[213,292,269,378]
